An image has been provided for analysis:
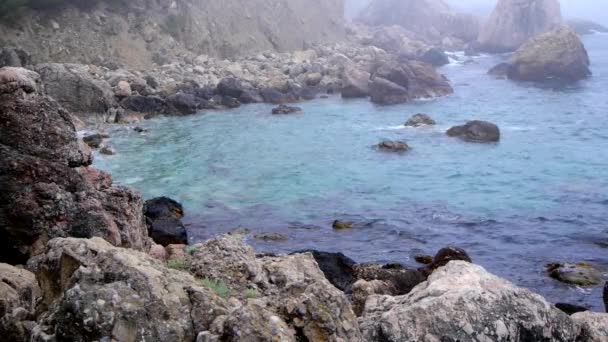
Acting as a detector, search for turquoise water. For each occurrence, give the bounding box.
[95,34,608,310]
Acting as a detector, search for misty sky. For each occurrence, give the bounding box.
[347,0,608,25]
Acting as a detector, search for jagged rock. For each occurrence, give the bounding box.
[478,0,563,53]
[447,120,501,143]
[144,197,187,246]
[404,113,436,127]
[505,25,591,82]
[271,104,301,115]
[0,263,41,341]
[355,263,426,296]
[419,47,449,67]
[360,261,582,341]
[166,92,199,115]
[0,68,149,264]
[351,279,396,316]
[572,312,608,341]
[369,77,408,105]
[341,66,370,98]
[547,262,603,286]
[376,140,410,152]
[120,95,167,115]
[34,63,117,119]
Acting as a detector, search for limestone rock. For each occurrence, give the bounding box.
[360,261,582,341]
[478,0,563,53]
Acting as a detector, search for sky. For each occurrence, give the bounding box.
[346,0,608,25]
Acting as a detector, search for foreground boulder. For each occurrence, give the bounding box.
[341,67,371,98]
[144,197,187,246]
[360,261,583,341]
[478,0,563,52]
[0,263,41,341]
[503,25,591,82]
[447,120,500,143]
[0,67,149,264]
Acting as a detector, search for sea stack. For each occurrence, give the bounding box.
[478,0,563,52]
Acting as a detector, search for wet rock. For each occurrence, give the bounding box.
[446,120,500,143]
[82,133,106,148]
[133,126,148,133]
[144,197,184,220]
[341,67,370,98]
[238,89,263,104]
[604,281,607,312]
[487,62,511,78]
[272,104,301,115]
[1,68,149,263]
[572,312,608,341]
[0,263,41,341]
[404,113,436,127]
[221,95,241,108]
[360,261,582,341]
[297,250,357,292]
[369,77,408,105]
[216,77,245,98]
[431,246,472,268]
[547,262,603,286]
[253,233,288,242]
[352,279,396,316]
[166,92,198,115]
[374,60,453,100]
[120,95,167,115]
[555,303,589,315]
[332,220,354,230]
[505,25,591,82]
[414,254,434,265]
[478,0,562,53]
[99,146,116,155]
[376,140,410,152]
[144,197,187,246]
[355,263,426,297]
[419,47,450,67]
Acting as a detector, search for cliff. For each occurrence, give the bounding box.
[0,0,345,69]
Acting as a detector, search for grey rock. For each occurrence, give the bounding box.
[447,120,500,143]
[341,67,370,98]
[272,104,301,115]
[547,262,603,286]
[404,113,436,127]
[376,140,410,152]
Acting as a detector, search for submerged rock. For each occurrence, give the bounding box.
[478,0,563,53]
[332,220,354,230]
[404,113,436,127]
[271,104,301,115]
[446,120,500,143]
[547,262,603,286]
[505,25,591,82]
[253,232,288,242]
[376,140,410,152]
[360,261,582,341]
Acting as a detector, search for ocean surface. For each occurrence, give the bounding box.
[94,34,608,311]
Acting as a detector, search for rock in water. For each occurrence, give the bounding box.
[332,220,354,230]
[359,261,582,341]
[478,0,563,53]
[419,47,450,67]
[369,77,409,105]
[404,113,436,127]
[567,19,608,35]
[505,25,591,82]
[271,104,302,114]
[376,140,410,152]
[547,262,603,286]
[0,67,149,264]
[447,120,500,143]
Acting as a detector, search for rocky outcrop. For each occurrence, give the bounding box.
[502,25,591,82]
[478,0,563,53]
[357,0,480,46]
[0,263,41,341]
[0,67,149,264]
[272,104,302,115]
[0,0,345,68]
[447,120,501,143]
[359,261,583,341]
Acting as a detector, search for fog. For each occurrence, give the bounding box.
[346,0,608,25]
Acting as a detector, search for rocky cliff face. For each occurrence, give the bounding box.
[356,0,480,46]
[478,0,563,53]
[0,0,345,68]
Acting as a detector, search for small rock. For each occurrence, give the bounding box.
[555,303,589,315]
[376,140,410,152]
[253,233,288,242]
[272,104,302,115]
[133,126,148,133]
[99,146,115,155]
[332,220,353,230]
[405,113,436,127]
[421,246,472,276]
[414,254,434,265]
[114,80,132,97]
[547,262,603,286]
[149,244,167,261]
[82,134,106,148]
[165,244,187,261]
[446,120,500,143]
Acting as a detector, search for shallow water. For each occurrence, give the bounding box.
[95,34,608,311]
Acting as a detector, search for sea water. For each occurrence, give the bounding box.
[95,34,608,310]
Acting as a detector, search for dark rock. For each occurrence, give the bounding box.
[341,67,370,98]
[166,92,198,115]
[604,282,607,312]
[144,197,184,220]
[555,303,589,316]
[488,62,511,78]
[376,140,410,152]
[373,60,453,101]
[133,126,148,133]
[216,77,245,98]
[272,104,302,115]
[547,262,602,286]
[414,255,434,265]
[295,250,357,292]
[332,220,353,230]
[421,246,472,276]
[144,75,159,89]
[239,89,263,104]
[369,77,409,105]
[260,88,295,104]
[419,48,450,67]
[148,217,188,246]
[82,134,105,148]
[354,263,426,296]
[253,233,288,242]
[99,146,115,155]
[296,86,319,101]
[221,96,241,108]
[121,95,167,114]
[446,120,500,143]
[0,47,30,68]
[193,86,216,100]
[405,113,436,127]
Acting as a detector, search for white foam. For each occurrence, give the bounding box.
[504,126,537,132]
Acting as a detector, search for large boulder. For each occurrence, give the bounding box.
[0,67,149,264]
[504,25,591,82]
[369,77,408,105]
[360,261,584,341]
[341,66,371,98]
[33,63,117,119]
[478,0,563,53]
[144,197,187,246]
[447,120,501,143]
[0,263,41,341]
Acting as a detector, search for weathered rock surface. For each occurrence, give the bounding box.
[547,262,603,286]
[405,113,436,127]
[572,312,608,342]
[0,67,149,264]
[504,25,591,82]
[360,261,583,341]
[478,0,563,53]
[299,250,357,292]
[369,77,408,105]
[0,263,41,341]
[447,120,501,143]
[341,66,370,98]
